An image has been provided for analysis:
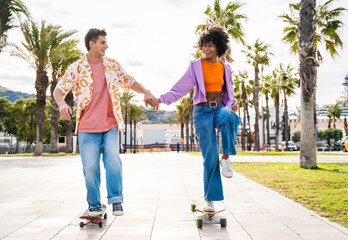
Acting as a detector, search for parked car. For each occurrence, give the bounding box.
[342,137,348,152]
[316,141,329,151]
[270,144,281,151]
[281,141,298,151]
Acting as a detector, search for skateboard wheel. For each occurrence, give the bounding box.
[98,222,103,228]
[196,219,203,228]
[104,213,108,219]
[220,218,227,227]
[191,204,196,212]
[79,222,84,228]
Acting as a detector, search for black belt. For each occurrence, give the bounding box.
[195,100,224,108]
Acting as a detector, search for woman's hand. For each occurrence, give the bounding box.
[231,105,238,113]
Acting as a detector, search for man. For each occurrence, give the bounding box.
[54,28,156,216]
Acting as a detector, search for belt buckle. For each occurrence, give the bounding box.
[208,101,218,108]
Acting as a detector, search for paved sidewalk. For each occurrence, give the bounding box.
[0,152,347,240]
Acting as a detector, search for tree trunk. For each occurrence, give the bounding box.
[246,104,251,150]
[266,94,271,146]
[254,65,260,151]
[65,91,74,153]
[190,110,194,151]
[185,116,189,152]
[130,119,133,153]
[299,0,317,168]
[34,70,49,156]
[275,93,280,152]
[119,127,122,153]
[124,109,128,152]
[180,122,184,140]
[134,120,137,153]
[242,99,247,151]
[50,80,59,153]
[284,94,289,151]
[189,89,194,151]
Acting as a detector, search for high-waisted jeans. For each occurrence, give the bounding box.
[193,105,240,201]
[78,127,123,210]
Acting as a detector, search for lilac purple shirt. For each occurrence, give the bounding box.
[159,58,236,107]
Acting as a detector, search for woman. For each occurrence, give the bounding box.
[156,26,239,211]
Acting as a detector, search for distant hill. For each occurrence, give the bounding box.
[0,85,36,102]
[0,85,176,123]
[142,109,175,124]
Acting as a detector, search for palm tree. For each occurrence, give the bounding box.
[261,75,272,146]
[128,103,145,153]
[327,104,342,129]
[0,0,30,51]
[171,102,186,143]
[280,0,346,168]
[189,89,195,151]
[270,68,283,152]
[132,105,146,153]
[280,0,346,62]
[49,34,82,153]
[64,92,74,153]
[128,104,136,152]
[259,106,270,149]
[120,92,135,152]
[233,78,243,150]
[234,70,253,151]
[180,97,190,152]
[337,90,348,107]
[278,64,298,150]
[242,39,272,151]
[10,20,63,155]
[196,0,247,62]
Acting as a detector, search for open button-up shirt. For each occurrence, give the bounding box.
[56,55,135,133]
[159,58,236,107]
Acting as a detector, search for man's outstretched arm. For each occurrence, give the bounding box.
[130,81,159,110]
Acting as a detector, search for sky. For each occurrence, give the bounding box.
[0,0,347,112]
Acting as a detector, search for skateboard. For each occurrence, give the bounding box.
[191,198,226,228]
[79,204,107,228]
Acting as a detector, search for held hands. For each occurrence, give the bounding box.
[144,90,160,111]
[59,103,72,120]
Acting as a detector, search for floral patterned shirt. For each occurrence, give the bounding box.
[56,55,135,133]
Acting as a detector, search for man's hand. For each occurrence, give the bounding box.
[231,105,238,113]
[59,103,72,120]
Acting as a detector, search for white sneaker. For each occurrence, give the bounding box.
[203,200,215,212]
[88,208,102,217]
[220,157,233,178]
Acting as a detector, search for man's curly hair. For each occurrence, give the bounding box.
[198,26,230,58]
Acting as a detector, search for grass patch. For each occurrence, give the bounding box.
[231,162,348,228]
[189,151,342,156]
[0,153,80,157]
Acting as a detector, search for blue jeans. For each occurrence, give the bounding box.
[193,105,240,201]
[78,127,123,210]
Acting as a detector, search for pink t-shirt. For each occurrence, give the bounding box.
[78,59,117,133]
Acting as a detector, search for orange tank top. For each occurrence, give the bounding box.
[201,59,224,92]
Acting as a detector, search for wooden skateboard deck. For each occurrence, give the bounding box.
[80,204,107,228]
[191,198,227,228]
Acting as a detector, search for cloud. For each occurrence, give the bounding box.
[0,75,35,94]
[160,0,189,7]
[111,22,136,29]
[126,59,144,67]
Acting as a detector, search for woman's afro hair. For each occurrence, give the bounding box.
[198,26,230,57]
